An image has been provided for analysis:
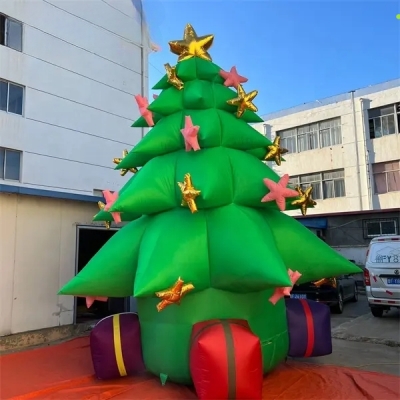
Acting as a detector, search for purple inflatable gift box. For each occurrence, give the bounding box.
[90,312,145,380]
[285,298,332,358]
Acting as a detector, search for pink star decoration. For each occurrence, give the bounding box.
[219,66,248,89]
[269,269,302,305]
[81,296,108,308]
[102,190,121,223]
[180,115,201,151]
[150,42,161,52]
[261,174,299,211]
[134,94,154,126]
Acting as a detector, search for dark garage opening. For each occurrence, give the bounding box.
[75,227,129,324]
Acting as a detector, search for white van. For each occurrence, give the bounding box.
[364,235,400,317]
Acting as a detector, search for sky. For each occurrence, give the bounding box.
[142,0,400,117]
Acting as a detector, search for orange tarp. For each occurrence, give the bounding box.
[1,336,399,400]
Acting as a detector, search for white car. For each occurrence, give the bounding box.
[364,235,400,317]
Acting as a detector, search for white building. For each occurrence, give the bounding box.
[0,0,150,338]
[253,79,400,264]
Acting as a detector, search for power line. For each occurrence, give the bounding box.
[149,62,165,77]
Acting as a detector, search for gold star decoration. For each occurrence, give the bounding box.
[177,173,201,213]
[264,136,288,166]
[113,150,137,176]
[169,23,214,62]
[226,84,258,118]
[164,63,184,90]
[155,277,195,312]
[97,201,111,230]
[291,186,317,216]
[313,278,337,288]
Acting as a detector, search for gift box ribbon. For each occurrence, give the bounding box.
[192,320,249,398]
[221,320,236,399]
[112,314,128,376]
[300,299,315,357]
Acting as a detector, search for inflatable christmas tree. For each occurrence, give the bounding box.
[60,24,360,392]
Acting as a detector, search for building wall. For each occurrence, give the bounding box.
[0,0,149,336]
[324,211,400,247]
[0,0,149,196]
[253,81,400,216]
[324,211,400,267]
[333,246,368,268]
[0,193,101,335]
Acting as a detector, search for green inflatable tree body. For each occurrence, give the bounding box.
[59,25,360,384]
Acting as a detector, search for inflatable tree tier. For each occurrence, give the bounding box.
[59,24,360,386]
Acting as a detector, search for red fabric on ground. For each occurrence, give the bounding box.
[1,336,399,400]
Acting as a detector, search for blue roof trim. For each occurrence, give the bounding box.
[296,217,328,230]
[0,184,103,203]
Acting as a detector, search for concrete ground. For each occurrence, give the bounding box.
[333,308,400,346]
[294,339,400,376]
[331,293,399,346]
[330,292,370,329]
[296,294,400,377]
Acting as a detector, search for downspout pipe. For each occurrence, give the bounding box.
[263,123,268,138]
[359,98,373,210]
[350,90,363,210]
[140,0,146,139]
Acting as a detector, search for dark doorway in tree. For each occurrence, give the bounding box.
[75,226,130,324]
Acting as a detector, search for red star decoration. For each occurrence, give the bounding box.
[269,269,302,305]
[103,190,121,223]
[219,66,248,89]
[261,174,299,211]
[85,296,108,308]
[180,115,201,151]
[134,95,154,126]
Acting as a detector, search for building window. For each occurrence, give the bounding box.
[0,147,22,181]
[288,176,299,187]
[368,104,399,139]
[0,79,24,115]
[299,173,323,200]
[397,103,400,135]
[297,123,319,152]
[363,218,399,238]
[0,14,23,52]
[277,117,342,154]
[290,169,346,200]
[319,118,342,147]
[372,160,400,194]
[322,170,346,198]
[278,128,297,153]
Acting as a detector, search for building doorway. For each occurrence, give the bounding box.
[75,226,130,324]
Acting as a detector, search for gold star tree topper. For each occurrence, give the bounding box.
[291,186,317,216]
[226,84,258,118]
[97,201,111,230]
[169,23,214,62]
[177,173,201,213]
[164,63,184,90]
[155,277,195,312]
[113,149,137,176]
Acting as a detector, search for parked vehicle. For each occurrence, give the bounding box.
[364,235,400,318]
[290,275,358,314]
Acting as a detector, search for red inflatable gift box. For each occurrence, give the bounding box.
[190,319,263,400]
